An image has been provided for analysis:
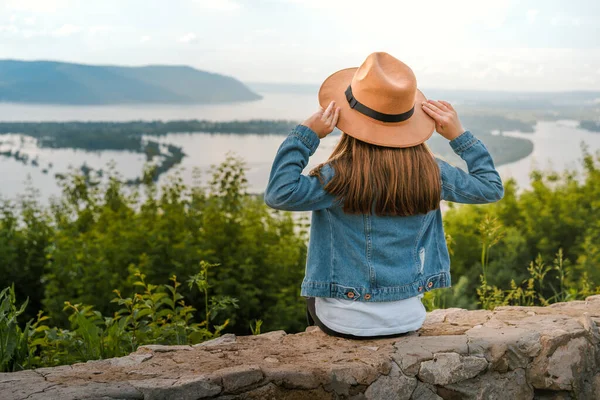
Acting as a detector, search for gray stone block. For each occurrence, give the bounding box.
[437,368,533,400]
[129,375,221,400]
[410,381,442,400]
[219,365,263,393]
[365,363,416,400]
[418,353,488,385]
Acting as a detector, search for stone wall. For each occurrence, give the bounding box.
[3,295,600,400]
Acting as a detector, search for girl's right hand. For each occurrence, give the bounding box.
[421,100,465,141]
[301,101,340,139]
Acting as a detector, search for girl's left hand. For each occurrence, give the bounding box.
[421,99,465,141]
[301,101,340,139]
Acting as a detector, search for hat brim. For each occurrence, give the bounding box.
[318,67,435,148]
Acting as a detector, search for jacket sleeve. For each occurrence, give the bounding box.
[264,124,338,211]
[435,130,504,204]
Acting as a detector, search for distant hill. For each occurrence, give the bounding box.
[0,60,262,105]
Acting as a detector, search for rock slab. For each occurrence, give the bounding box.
[2,296,600,399]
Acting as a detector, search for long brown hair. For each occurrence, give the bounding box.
[309,133,441,216]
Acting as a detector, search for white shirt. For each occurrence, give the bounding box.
[315,293,426,336]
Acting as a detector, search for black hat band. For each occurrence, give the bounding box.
[345,85,415,123]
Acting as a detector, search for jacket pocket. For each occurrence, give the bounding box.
[418,247,425,275]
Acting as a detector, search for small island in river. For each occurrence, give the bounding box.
[0,116,536,184]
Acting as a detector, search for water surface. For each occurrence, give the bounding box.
[0,94,598,202]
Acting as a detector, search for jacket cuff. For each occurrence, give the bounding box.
[449,130,478,154]
[291,124,320,155]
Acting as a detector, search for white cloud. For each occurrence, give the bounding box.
[550,15,583,27]
[192,0,241,11]
[254,28,275,36]
[0,20,118,39]
[283,0,513,51]
[140,35,151,43]
[526,9,539,24]
[0,23,44,38]
[21,29,39,38]
[0,24,19,34]
[234,45,600,91]
[9,15,17,23]
[578,75,597,84]
[178,32,198,43]
[3,0,72,13]
[88,25,115,35]
[242,28,277,43]
[411,48,600,91]
[494,61,515,75]
[52,24,82,37]
[286,0,511,26]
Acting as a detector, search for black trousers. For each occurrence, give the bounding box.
[305,297,417,340]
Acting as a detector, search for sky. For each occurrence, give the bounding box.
[1,0,599,91]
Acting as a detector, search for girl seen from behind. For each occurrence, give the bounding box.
[265,52,504,339]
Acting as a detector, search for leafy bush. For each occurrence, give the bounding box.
[0,285,47,371]
[424,214,600,312]
[435,147,600,309]
[0,190,53,325]
[1,155,308,335]
[1,263,236,372]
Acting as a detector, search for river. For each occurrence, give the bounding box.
[0,94,598,202]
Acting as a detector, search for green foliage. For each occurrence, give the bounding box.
[250,320,263,335]
[478,215,505,283]
[0,190,53,324]
[476,248,599,310]
[198,154,309,333]
[440,147,600,309]
[187,261,239,331]
[422,275,475,311]
[1,154,308,336]
[0,285,49,372]
[1,266,236,371]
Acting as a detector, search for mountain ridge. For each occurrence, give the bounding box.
[0,60,261,105]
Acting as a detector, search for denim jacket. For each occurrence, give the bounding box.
[264,125,504,302]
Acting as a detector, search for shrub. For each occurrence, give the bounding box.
[0,263,237,371]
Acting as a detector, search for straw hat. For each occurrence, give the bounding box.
[318,52,435,148]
